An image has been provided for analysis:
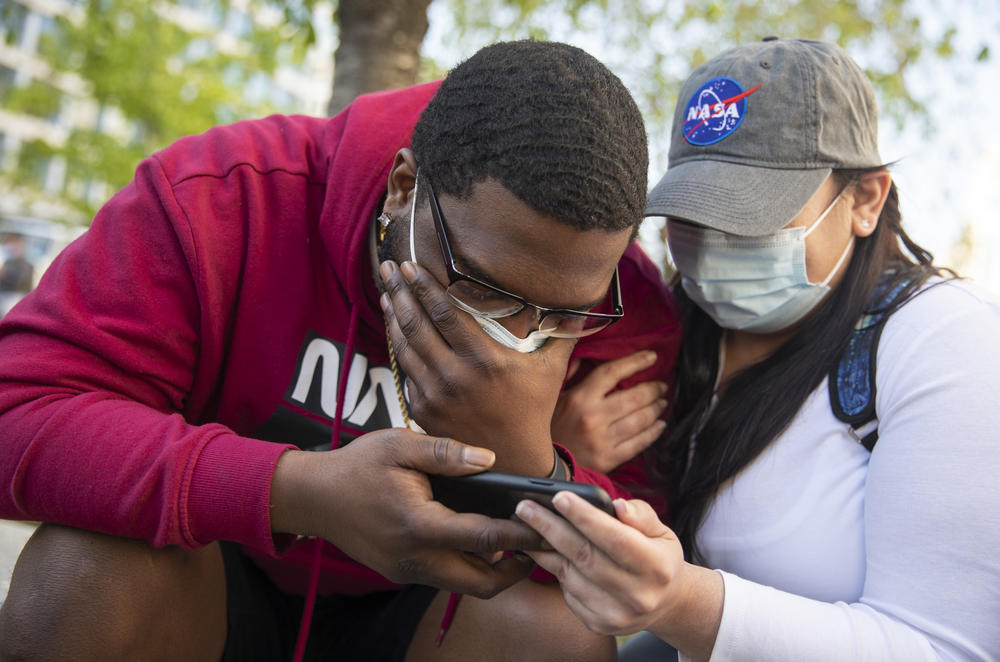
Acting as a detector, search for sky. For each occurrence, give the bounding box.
[879,5,1000,290]
[423,1,1000,293]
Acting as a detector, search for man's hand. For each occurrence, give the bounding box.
[379,259,576,475]
[551,351,668,472]
[269,430,540,599]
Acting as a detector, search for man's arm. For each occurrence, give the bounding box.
[0,156,294,554]
[270,431,540,597]
[0,155,541,595]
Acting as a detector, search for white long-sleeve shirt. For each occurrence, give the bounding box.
[696,279,1000,661]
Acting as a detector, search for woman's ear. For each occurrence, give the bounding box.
[385,149,419,217]
[850,169,892,238]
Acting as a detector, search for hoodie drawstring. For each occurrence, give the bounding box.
[436,592,462,646]
[290,305,360,662]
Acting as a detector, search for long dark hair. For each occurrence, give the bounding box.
[656,169,951,562]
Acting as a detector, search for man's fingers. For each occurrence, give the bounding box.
[406,547,535,598]
[381,259,465,369]
[398,261,467,344]
[420,506,544,553]
[388,432,498,475]
[471,553,537,598]
[536,329,577,369]
[384,300,430,381]
[398,260,498,361]
[381,261,439,377]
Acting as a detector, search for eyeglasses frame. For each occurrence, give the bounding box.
[423,176,624,336]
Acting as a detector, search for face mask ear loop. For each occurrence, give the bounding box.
[819,233,855,287]
[800,187,853,286]
[803,188,845,238]
[408,171,420,263]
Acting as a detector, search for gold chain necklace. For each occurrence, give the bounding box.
[385,318,412,430]
[377,208,413,430]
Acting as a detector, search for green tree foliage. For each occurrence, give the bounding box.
[2,0,993,223]
[3,0,318,218]
[434,0,993,172]
[4,80,63,119]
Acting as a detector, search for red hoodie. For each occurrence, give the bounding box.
[0,81,680,596]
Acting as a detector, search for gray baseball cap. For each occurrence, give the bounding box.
[645,38,882,236]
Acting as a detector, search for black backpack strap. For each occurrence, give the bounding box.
[828,277,915,452]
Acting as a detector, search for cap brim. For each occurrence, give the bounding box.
[644,160,831,236]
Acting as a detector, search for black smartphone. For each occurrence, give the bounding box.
[429,471,617,520]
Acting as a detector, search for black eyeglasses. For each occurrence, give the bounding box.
[424,178,623,339]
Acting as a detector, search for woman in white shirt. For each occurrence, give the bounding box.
[514,38,1000,661]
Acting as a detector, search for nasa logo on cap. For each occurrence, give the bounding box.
[681,77,761,146]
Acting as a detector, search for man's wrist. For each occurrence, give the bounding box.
[270,450,317,536]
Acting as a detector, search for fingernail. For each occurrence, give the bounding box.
[379,261,396,280]
[613,498,631,519]
[515,500,537,520]
[655,419,667,433]
[644,351,658,365]
[552,492,570,513]
[463,446,494,468]
[657,382,669,396]
[656,398,668,410]
[400,261,417,282]
[379,293,389,311]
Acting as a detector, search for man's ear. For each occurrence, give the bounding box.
[850,169,892,238]
[385,149,419,217]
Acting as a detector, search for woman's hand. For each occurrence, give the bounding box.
[515,492,724,661]
[551,351,668,472]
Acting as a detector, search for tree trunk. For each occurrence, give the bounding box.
[328,0,433,116]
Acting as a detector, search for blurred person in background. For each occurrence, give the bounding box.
[0,233,34,317]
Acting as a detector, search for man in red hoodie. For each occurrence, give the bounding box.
[0,41,679,661]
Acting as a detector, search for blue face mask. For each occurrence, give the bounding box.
[667,191,853,334]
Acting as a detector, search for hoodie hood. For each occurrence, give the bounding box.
[316,81,442,334]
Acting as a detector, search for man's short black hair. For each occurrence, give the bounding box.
[411,40,648,233]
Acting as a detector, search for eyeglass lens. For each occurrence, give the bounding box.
[445,280,615,338]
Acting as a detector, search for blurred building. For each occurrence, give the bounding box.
[0,0,334,309]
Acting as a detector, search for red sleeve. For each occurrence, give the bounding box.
[0,156,293,556]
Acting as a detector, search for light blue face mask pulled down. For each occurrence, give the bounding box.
[667,190,853,334]
[408,177,548,353]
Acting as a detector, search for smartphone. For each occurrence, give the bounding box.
[429,471,617,520]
